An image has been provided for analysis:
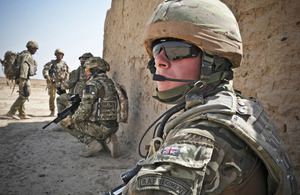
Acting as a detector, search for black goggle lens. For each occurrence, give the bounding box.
[152,41,200,61]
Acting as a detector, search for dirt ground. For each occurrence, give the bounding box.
[0,78,139,195]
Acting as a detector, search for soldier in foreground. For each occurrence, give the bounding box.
[6,41,39,120]
[121,0,298,194]
[56,52,93,114]
[61,57,127,158]
[42,48,69,116]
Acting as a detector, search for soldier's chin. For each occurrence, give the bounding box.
[156,81,185,92]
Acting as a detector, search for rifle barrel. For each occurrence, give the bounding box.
[42,94,81,130]
[42,121,53,129]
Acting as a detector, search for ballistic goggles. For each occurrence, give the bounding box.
[152,40,201,61]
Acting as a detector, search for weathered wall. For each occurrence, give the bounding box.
[103,0,300,180]
[103,0,164,158]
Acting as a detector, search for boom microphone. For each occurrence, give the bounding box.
[153,74,199,83]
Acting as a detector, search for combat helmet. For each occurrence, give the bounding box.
[54,48,64,55]
[144,0,242,86]
[83,57,110,72]
[79,52,93,60]
[26,41,39,49]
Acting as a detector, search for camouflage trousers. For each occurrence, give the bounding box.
[9,79,31,117]
[73,120,119,143]
[62,124,94,144]
[56,93,71,113]
[47,81,57,112]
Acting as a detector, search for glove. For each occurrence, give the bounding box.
[57,86,66,95]
[61,115,73,127]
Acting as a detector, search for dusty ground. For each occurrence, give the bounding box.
[0,78,139,195]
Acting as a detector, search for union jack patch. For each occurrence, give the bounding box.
[162,146,180,155]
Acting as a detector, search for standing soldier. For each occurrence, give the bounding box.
[43,48,69,116]
[56,52,93,113]
[6,40,39,120]
[121,0,298,194]
[61,57,128,158]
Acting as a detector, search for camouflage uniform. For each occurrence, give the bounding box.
[124,83,297,194]
[122,0,297,194]
[43,49,69,115]
[55,53,92,141]
[56,66,87,112]
[7,41,38,119]
[56,52,93,113]
[72,73,119,143]
[61,57,123,158]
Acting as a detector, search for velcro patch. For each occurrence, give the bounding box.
[137,174,191,195]
[162,146,180,155]
[84,85,96,95]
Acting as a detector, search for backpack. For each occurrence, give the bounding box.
[90,77,129,123]
[0,51,20,81]
[113,81,129,123]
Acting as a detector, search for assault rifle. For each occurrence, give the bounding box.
[16,80,29,97]
[42,94,81,129]
[17,80,29,98]
[104,160,144,195]
[23,82,29,97]
[48,68,66,95]
[49,68,56,83]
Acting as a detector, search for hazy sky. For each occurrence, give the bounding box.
[0,0,112,80]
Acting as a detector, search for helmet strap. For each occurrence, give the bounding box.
[147,57,156,74]
[153,82,207,104]
[200,52,233,86]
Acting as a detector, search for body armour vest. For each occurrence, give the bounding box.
[48,60,68,82]
[161,87,298,195]
[89,75,119,122]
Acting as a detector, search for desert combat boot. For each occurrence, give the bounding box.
[6,110,20,120]
[20,115,32,119]
[106,133,121,158]
[49,110,55,117]
[79,139,103,157]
